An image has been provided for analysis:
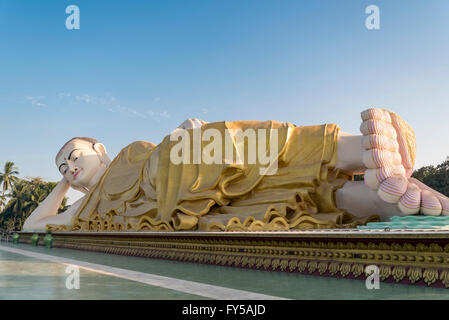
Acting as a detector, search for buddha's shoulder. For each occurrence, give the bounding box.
[126,140,157,150]
[116,140,157,160]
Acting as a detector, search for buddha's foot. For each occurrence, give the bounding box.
[360,108,449,216]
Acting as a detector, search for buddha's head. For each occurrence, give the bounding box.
[55,137,111,191]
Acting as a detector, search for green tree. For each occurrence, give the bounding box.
[0,161,19,195]
[2,180,30,229]
[0,176,69,231]
[412,157,449,197]
[0,193,6,212]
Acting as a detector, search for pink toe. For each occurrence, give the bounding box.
[421,190,442,214]
[438,196,449,215]
[399,183,421,210]
[361,108,392,123]
[379,175,408,198]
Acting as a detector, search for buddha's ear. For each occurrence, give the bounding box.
[93,143,111,166]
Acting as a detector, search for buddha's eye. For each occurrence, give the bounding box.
[60,165,68,174]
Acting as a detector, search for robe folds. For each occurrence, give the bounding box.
[50,120,378,232]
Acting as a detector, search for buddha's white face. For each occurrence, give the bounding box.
[55,140,105,189]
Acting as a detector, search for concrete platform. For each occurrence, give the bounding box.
[3,241,449,299]
[13,229,449,290]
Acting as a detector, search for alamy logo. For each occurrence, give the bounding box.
[170,128,279,175]
[365,265,380,289]
[65,265,80,289]
[66,5,80,30]
[365,5,380,30]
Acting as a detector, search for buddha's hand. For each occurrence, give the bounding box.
[59,177,71,188]
[64,178,89,194]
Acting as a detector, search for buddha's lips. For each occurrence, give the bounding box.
[73,169,82,178]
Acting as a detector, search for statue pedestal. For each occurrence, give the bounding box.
[18,229,449,288]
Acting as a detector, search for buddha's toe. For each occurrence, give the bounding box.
[378,175,408,204]
[398,183,421,215]
[362,134,399,152]
[362,149,402,169]
[408,177,449,216]
[360,119,397,139]
[361,108,392,123]
[421,190,442,216]
[438,196,449,216]
[364,166,406,189]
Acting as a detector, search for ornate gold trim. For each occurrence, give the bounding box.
[17,231,449,288]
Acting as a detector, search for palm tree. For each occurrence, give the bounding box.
[2,180,31,229]
[0,161,19,195]
[0,175,70,231]
[24,178,48,213]
[23,178,68,214]
[0,193,6,212]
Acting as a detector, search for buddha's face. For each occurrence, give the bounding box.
[55,140,107,189]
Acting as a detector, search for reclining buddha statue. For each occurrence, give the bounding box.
[22,108,449,232]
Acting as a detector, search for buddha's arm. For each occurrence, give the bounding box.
[24,198,84,231]
[22,179,71,231]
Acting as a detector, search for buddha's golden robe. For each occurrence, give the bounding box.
[53,121,378,232]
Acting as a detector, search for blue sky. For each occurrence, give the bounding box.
[1,0,449,203]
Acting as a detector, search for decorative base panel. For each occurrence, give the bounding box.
[18,229,449,288]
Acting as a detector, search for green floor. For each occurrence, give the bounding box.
[1,241,449,299]
[0,247,205,300]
